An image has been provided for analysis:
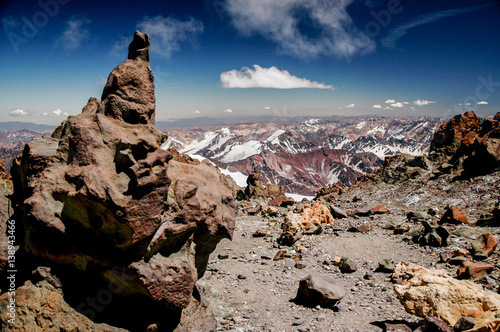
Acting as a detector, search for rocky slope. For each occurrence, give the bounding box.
[162,117,441,195]
[197,111,500,331]
[0,31,235,331]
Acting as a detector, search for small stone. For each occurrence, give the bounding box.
[453,317,475,331]
[370,205,389,214]
[426,317,452,332]
[292,318,305,326]
[339,257,357,273]
[457,259,494,280]
[384,323,412,332]
[439,206,469,225]
[273,250,286,261]
[332,256,342,265]
[295,262,307,269]
[218,254,229,260]
[471,233,497,259]
[295,274,345,308]
[352,195,362,202]
[252,229,267,238]
[377,259,396,273]
[439,251,453,263]
[237,274,246,280]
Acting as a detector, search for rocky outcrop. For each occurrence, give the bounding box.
[430,111,500,177]
[236,173,285,200]
[393,262,500,331]
[294,274,345,308]
[102,31,155,125]
[5,31,235,331]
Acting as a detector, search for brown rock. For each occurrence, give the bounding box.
[0,281,127,331]
[247,203,262,215]
[339,257,357,273]
[370,205,389,214]
[273,250,286,261]
[384,323,412,332]
[426,317,452,332]
[457,260,494,280]
[471,233,498,259]
[439,206,469,225]
[269,195,295,207]
[352,195,362,202]
[7,31,235,330]
[430,111,482,155]
[295,274,345,308]
[102,31,155,124]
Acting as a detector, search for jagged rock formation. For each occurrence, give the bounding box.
[236,172,284,200]
[4,31,235,331]
[102,31,155,125]
[430,111,500,177]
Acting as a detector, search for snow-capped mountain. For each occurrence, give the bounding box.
[161,116,441,196]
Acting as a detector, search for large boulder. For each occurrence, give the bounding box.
[5,31,235,331]
[294,274,345,308]
[393,262,500,331]
[430,111,482,155]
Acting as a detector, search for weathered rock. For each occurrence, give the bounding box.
[454,317,476,331]
[294,274,345,308]
[102,31,155,124]
[370,205,389,214]
[457,260,494,281]
[339,257,357,273]
[407,211,430,222]
[174,287,217,332]
[7,31,235,330]
[393,262,500,330]
[385,323,412,332]
[0,281,127,331]
[426,317,453,332]
[418,221,449,247]
[278,201,334,245]
[247,203,262,215]
[269,195,295,207]
[439,206,469,225]
[377,259,396,273]
[430,111,482,155]
[262,205,278,216]
[471,233,497,259]
[329,205,348,219]
[237,173,285,201]
[0,159,12,197]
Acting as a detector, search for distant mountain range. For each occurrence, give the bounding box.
[163,116,442,195]
[0,122,56,131]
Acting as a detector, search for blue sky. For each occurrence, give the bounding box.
[1,0,499,125]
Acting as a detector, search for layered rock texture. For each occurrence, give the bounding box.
[2,31,235,331]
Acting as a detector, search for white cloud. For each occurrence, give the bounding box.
[223,109,233,113]
[383,107,393,111]
[465,102,472,106]
[391,102,404,108]
[136,16,204,59]
[56,18,91,51]
[478,101,488,105]
[382,4,494,49]
[385,99,395,104]
[193,110,201,114]
[225,0,375,60]
[42,112,49,116]
[346,104,355,108]
[221,65,334,90]
[372,105,382,109]
[402,102,409,104]
[264,106,272,110]
[52,109,67,116]
[413,99,436,106]
[9,109,28,116]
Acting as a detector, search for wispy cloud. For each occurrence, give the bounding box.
[193,110,201,114]
[223,108,233,113]
[385,99,395,104]
[391,102,404,108]
[56,18,91,51]
[413,99,436,106]
[225,0,375,60]
[137,16,204,59]
[9,108,68,117]
[382,4,494,49]
[478,101,489,105]
[221,65,334,90]
[372,104,382,109]
[346,104,355,108]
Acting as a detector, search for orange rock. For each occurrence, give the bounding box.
[370,205,389,214]
[457,259,494,280]
[439,206,469,225]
